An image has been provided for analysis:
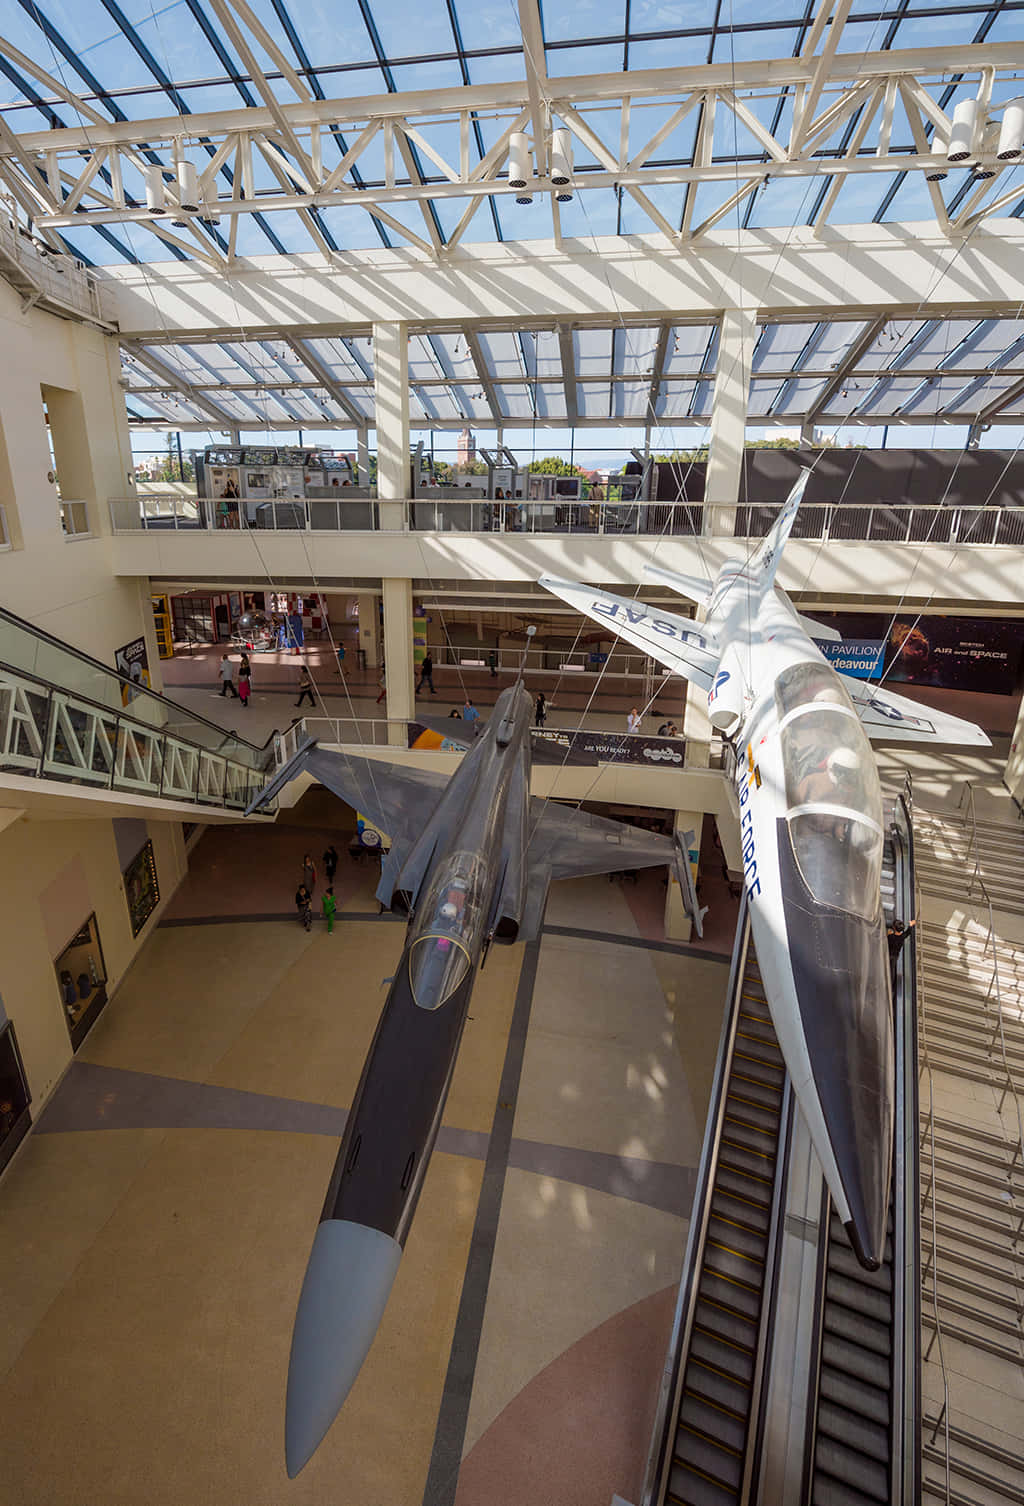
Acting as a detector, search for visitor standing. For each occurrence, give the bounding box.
[627,707,642,734]
[219,654,238,698]
[336,642,346,675]
[487,649,498,678]
[295,664,315,708]
[535,691,546,727]
[295,883,312,931]
[418,653,437,695]
[237,652,251,707]
[462,699,480,735]
[323,843,338,884]
[322,887,337,934]
[302,853,317,896]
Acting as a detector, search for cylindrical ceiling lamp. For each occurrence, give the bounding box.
[947,98,978,161]
[144,164,167,215]
[508,132,532,188]
[997,102,1024,159]
[549,128,574,201]
[177,160,200,211]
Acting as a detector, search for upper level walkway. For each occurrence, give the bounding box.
[106,495,1024,606]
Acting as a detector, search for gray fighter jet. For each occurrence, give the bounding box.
[249,681,688,1476]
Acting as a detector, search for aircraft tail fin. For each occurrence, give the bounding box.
[747,467,811,587]
[642,564,713,610]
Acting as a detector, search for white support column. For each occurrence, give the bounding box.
[705,306,757,538]
[382,576,414,745]
[357,590,380,668]
[373,321,409,530]
[665,809,704,942]
[356,428,370,486]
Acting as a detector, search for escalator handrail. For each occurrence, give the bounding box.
[641,900,752,1506]
[894,792,923,1505]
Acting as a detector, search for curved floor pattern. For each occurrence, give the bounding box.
[455,1286,677,1506]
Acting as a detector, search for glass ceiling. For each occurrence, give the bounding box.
[119,314,1024,429]
[0,0,1022,267]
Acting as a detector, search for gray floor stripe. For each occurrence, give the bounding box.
[422,937,542,1506]
[543,923,731,964]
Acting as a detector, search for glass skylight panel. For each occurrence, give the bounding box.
[613,328,660,378]
[855,320,927,372]
[339,387,375,419]
[808,321,869,371]
[477,333,528,381]
[690,380,714,418]
[664,326,716,377]
[494,384,536,419]
[414,387,463,421]
[429,334,477,382]
[896,321,986,372]
[655,381,699,419]
[305,337,372,381]
[546,43,626,78]
[611,381,652,420]
[408,336,448,380]
[449,386,493,422]
[535,383,567,420]
[752,324,819,374]
[573,329,615,377]
[940,374,1019,414]
[576,382,611,419]
[971,322,1024,369]
[819,378,882,416]
[772,377,830,415]
[748,379,788,417]
[522,332,562,380]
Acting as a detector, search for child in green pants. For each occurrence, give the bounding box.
[321,887,337,934]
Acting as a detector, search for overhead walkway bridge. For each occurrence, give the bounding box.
[0,606,280,821]
[640,788,920,1506]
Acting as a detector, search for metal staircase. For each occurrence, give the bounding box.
[0,605,280,814]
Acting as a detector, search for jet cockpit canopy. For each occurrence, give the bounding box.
[408,850,486,1010]
[775,661,884,921]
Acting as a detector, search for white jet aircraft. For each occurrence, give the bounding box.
[540,471,989,1269]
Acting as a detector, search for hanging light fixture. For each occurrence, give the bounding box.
[549,129,574,201]
[997,101,1024,159]
[508,132,534,203]
[947,98,978,162]
[177,160,200,211]
[144,164,167,215]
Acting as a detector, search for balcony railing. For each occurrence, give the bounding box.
[108,495,1024,546]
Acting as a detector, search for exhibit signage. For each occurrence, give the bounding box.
[531,728,686,766]
[114,635,150,705]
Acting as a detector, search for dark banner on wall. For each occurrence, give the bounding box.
[114,636,150,705]
[809,613,1024,696]
[124,838,159,938]
[531,728,687,767]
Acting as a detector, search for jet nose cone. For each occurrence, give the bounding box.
[285,1219,403,1477]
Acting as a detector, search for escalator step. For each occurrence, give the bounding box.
[814,1435,889,1502]
[674,1426,743,1493]
[823,1304,892,1360]
[818,1367,891,1428]
[685,1359,750,1422]
[667,1458,738,1506]
[723,1074,781,1112]
[703,1241,764,1290]
[729,1055,785,1090]
[824,1272,893,1326]
[724,1093,779,1134]
[699,1269,761,1321]
[739,993,773,1022]
[811,1474,890,1506]
[679,1394,747,1454]
[690,1327,755,1385]
[694,1296,758,1351]
[720,1118,779,1159]
[735,1016,778,1046]
[827,1240,893,1293]
[716,1164,773,1209]
[820,1334,890,1391]
[816,1399,890,1464]
[708,1216,769,1264]
[733,1036,785,1068]
[711,1188,770,1237]
[717,1142,776,1183]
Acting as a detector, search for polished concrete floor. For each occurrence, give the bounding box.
[0,793,731,1506]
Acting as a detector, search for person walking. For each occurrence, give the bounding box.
[462,698,481,736]
[237,652,251,708]
[417,653,437,695]
[295,664,315,708]
[218,653,238,698]
[488,649,498,678]
[375,668,387,705]
[336,642,346,675]
[321,886,337,934]
[535,691,547,728]
[323,843,338,885]
[886,916,916,985]
[295,882,312,931]
[627,706,642,734]
[302,852,317,896]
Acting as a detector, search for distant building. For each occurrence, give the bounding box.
[457,426,476,466]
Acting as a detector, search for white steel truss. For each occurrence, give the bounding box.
[3,24,1023,257]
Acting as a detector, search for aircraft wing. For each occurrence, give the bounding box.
[247,742,450,846]
[538,576,718,691]
[519,800,683,938]
[841,677,991,746]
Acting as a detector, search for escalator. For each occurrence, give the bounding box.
[0,603,281,816]
[644,789,919,1506]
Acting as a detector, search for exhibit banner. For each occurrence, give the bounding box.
[531,728,686,767]
[816,639,885,680]
[114,636,150,705]
[413,614,428,668]
[807,611,1024,695]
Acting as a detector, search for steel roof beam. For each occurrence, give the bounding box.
[284,336,373,426]
[461,330,501,427]
[804,313,888,424]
